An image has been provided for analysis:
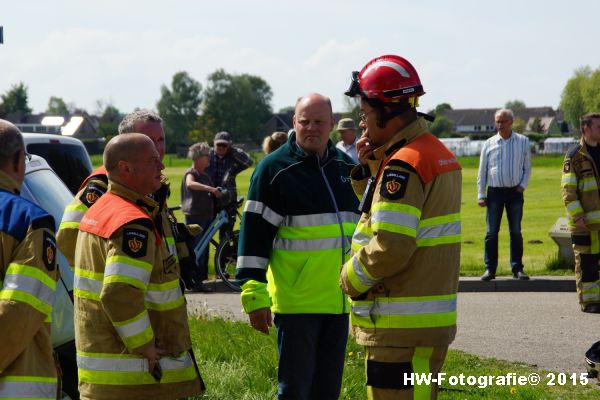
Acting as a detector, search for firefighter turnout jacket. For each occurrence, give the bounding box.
[340,117,462,347]
[0,170,58,399]
[236,134,359,314]
[73,181,202,400]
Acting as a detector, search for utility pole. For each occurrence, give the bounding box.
[0,26,4,44]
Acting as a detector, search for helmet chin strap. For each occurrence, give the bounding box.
[417,112,435,122]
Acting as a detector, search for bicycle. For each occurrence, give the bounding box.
[189,196,243,292]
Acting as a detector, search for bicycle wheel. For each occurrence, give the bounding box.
[214,230,241,292]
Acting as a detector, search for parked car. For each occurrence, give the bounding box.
[21,154,78,400]
[23,133,93,195]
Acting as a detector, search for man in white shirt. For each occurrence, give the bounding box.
[477,108,532,281]
[335,118,358,163]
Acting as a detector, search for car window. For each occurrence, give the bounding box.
[27,143,92,194]
[21,168,74,224]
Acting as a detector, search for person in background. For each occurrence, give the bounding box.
[477,108,532,281]
[180,142,221,292]
[236,93,359,399]
[206,131,253,241]
[0,119,58,399]
[74,133,204,399]
[335,117,359,163]
[340,54,461,400]
[562,112,600,313]
[262,131,287,154]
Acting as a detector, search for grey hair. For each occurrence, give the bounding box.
[188,142,210,160]
[495,108,514,120]
[118,109,163,134]
[0,119,24,168]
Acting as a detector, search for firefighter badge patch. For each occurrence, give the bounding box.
[123,228,148,258]
[80,185,106,208]
[563,161,571,173]
[42,231,56,271]
[380,169,409,200]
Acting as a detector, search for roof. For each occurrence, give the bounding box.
[443,107,559,126]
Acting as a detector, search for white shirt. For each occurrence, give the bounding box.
[336,138,358,163]
[477,131,532,199]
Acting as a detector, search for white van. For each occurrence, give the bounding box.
[21,154,78,399]
[22,133,93,195]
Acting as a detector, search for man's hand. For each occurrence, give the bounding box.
[141,343,166,373]
[212,187,223,198]
[356,134,375,165]
[575,217,587,230]
[478,198,487,207]
[515,186,525,193]
[248,307,272,334]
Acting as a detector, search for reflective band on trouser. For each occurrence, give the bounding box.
[112,311,154,350]
[586,211,600,226]
[145,280,184,311]
[351,295,457,329]
[416,214,461,247]
[412,347,434,400]
[104,255,152,290]
[345,255,380,294]
[77,351,197,385]
[578,177,599,192]
[73,268,103,301]
[0,376,57,399]
[566,201,584,217]
[236,255,269,270]
[244,200,284,226]
[1,263,56,321]
[581,281,600,302]
[561,173,577,186]
[273,236,349,251]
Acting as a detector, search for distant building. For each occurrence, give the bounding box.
[5,111,99,139]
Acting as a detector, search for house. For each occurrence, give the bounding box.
[6,111,99,138]
[542,137,578,154]
[442,107,569,137]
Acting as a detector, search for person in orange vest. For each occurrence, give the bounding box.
[0,119,59,399]
[73,133,204,399]
[340,55,462,400]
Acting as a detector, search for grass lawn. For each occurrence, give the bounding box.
[188,316,599,399]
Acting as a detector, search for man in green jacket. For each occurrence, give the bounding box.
[236,93,359,399]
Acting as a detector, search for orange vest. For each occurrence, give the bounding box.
[79,165,108,191]
[383,132,461,183]
[79,192,160,244]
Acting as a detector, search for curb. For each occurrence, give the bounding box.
[458,276,575,292]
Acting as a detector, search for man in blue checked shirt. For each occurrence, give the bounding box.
[477,108,532,281]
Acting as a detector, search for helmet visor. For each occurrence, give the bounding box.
[344,71,363,98]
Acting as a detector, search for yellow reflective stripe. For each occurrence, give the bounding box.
[6,263,56,289]
[0,376,57,399]
[566,201,584,216]
[58,221,80,230]
[106,255,152,271]
[78,363,197,385]
[104,255,152,289]
[145,296,185,311]
[74,267,104,281]
[145,279,184,311]
[592,231,599,254]
[561,173,577,186]
[351,310,456,329]
[73,288,100,301]
[418,213,460,228]
[371,203,421,237]
[112,311,153,350]
[277,223,356,239]
[413,347,434,400]
[417,234,461,247]
[0,375,57,383]
[345,255,379,294]
[0,290,52,321]
[579,177,598,192]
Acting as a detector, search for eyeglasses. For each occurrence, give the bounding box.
[359,109,376,122]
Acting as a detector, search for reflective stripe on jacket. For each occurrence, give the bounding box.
[0,170,58,399]
[236,134,359,314]
[562,140,600,231]
[74,181,202,400]
[341,118,462,348]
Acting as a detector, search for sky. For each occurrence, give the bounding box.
[2,0,600,116]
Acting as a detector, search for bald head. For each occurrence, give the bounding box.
[103,133,164,195]
[293,93,335,156]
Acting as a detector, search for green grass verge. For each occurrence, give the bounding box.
[188,317,598,399]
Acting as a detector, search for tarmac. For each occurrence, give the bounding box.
[186,275,599,375]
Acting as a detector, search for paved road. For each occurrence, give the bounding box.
[186,291,598,374]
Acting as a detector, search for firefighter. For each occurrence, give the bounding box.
[561,112,600,313]
[0,120,58,399]
[73,133,203,399]
[340,55,462,400]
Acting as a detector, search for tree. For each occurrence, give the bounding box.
[560,66,593,132]
[428,114,454,137]
[278,106,295,114]
[200,69,273,143]
[512,117,527,133]
[46,96,69,115]
[504,99,526,110]
[433,102,452,116]
[96,101,121,139]
[157,71,203,152]
[0,82,32,116]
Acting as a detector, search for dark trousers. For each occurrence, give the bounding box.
[484,187,524,273]
[274,313,349,400]
[184,215,211,282]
